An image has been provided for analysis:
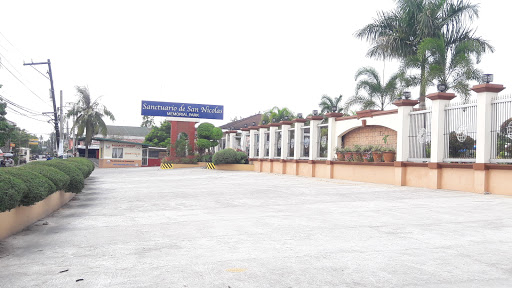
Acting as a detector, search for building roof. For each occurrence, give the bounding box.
[105,125,152,137]
[80,137,150,147]
[219,114,262,130]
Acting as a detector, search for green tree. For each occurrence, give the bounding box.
[260,107,295,124]
[144,121,172,148]
[344,67,401,111]
[67,86,115,158]
[0,99,14,147]
[355,0,486,109]
[140,115,155,128]
[318,94,343,114]
[414,29,493,102]
[196,123,222,154]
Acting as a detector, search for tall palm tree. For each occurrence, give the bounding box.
[344,66,401,111]
[415,27,494,102]
[318,94,343,114]
[355,0,485,109]
[67,86,115,158]
[260,107,295,124]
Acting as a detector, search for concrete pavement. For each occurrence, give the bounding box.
[1,167,512,287]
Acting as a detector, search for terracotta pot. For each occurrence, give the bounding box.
[382,151,396,162]
[344,152,353,161]
[362,152,372,162]
[372,152,382,162]
[336,152,345,161]
[352,152,362,162]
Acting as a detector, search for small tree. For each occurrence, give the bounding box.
[196,123,222,154]
[144,121,171,148]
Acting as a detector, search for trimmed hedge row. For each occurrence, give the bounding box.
[212,149,248,165]
[0,158,95,213]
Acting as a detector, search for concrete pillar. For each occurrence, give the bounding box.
[229,132,236,149]
[472,83,506,163]
[325,112,343,160]
[393,99,419,161]
[269,125,278,158]
[249,129,256,158]
[241,130,249,153]
[280,123,292,159]
[308,116,324,160]
[294,119,307,159]
[258,126,268,158]
[427,92,456,163]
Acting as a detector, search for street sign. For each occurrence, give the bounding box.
[141,100,224,120]
[29,142,39,145]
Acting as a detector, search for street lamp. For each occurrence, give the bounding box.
[403,91,411,100]
[312,110,318,116]
[297,113,303,119]
[437,83,447,92]
[482,74,494,84]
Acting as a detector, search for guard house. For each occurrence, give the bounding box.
[93,137,149,168]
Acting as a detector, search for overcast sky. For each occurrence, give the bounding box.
[0,0,509,139]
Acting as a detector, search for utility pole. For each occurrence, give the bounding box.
[23,59,60,151]
[59,90,64,156]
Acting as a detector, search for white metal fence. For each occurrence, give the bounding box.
[408,109,432,162]
[444,101,477,162]
[491,94,512,163]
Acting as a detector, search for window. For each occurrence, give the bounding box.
[112,148,123,158]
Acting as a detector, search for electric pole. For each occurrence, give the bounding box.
[59,90,64,156]
[23,59,60,151]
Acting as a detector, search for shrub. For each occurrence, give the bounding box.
[198,154,213,162]
[0,174,27,212]
[30,160,85,193]
[0,168,56,206]
[20,165,70,191]
[213,149,247,165]
[67,157,95,177]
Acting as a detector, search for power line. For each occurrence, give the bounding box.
[6,106,49,123]
[0,61,52,108]
[0,94,42,115]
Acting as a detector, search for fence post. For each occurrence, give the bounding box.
[280,121,293,160]
[326,113,343,160]
[269,125,278,159]
[259,125,269,158]
[248,125,257,159]
[393,99,419,161]
[294,118,307,159]
[426,92,456,163]
[308,116,324,160]
[228,131,236,149]
[472,83,506,164]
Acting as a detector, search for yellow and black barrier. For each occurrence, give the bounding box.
[206,162,216,170]
[160,163,174,170]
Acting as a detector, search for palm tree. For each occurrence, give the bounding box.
[67,86,115,158]
[344,66,401,111]
[260,107,295,124]
[355,0,485,109]
[414,27,494,102]
[318,94,343,114]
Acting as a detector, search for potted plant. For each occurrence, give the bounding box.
[335,147,345,161]
[382,147,396,162]
[352,145,363,162]
[362,145,374,162]
[372,145,383,162]
[344,146,353,161]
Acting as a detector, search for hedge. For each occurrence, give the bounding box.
[212,149,248,165]
[20,165,70,191]
[29,160,85,193]
[0,168,56,207]
[67,157,94,177]
[0,157,94,212]
[0,174,27,213]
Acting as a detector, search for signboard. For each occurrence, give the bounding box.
[141,100,223,120]
[29,142,39,145]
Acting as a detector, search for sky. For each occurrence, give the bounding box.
[0,0,510,139]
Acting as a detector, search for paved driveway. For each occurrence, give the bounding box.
[1,167,512,287]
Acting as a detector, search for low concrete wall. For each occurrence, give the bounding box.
[215,164,255,171]
[172,164,202,169]
[0,191,75,240]
[249,159,512,196]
